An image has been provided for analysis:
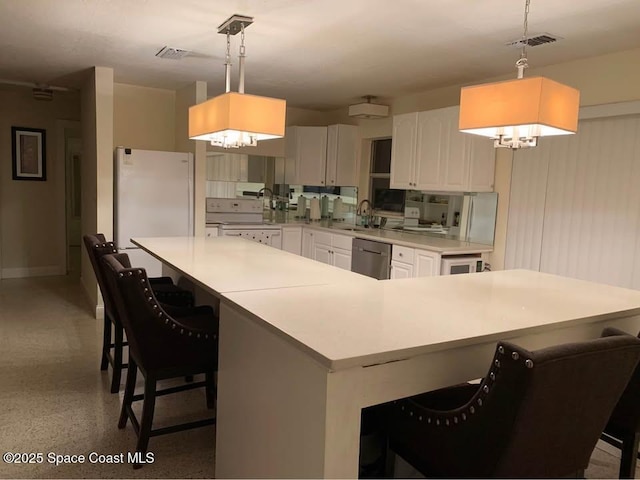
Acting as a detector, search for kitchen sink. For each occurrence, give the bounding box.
[333,226,377,232]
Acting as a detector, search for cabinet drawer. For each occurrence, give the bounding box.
[313,230,332,247]
[332,233,353,251]
[392,245,414,264]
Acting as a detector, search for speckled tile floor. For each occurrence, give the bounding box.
[0,275,636,479]
[0,276,215,479]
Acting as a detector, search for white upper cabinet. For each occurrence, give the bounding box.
[206,153,249,182]
[391,106,495,192]
[326,124,358,186]
[286,125,358,186]
[390,112,418,189]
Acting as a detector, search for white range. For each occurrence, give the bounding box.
[206,197,282,248]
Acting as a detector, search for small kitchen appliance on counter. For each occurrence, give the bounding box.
[333,197,344,221]
[309,197,321,221]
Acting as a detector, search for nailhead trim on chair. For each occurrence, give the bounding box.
[131,269,216,342]
[397,345,538,428]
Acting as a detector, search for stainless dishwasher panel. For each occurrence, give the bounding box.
[351,238,392,280]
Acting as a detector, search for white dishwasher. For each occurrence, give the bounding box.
[206,197,282,248]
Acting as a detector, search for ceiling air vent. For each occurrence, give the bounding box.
[155,46,191,60]
[506,33,561,48]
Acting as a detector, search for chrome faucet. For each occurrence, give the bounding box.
[257,187,274,210]
[356,199,372,216]
[356,199,373,227]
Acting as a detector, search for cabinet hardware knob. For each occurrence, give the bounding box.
[399,253,403,257]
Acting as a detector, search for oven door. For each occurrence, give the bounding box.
[221,228,281,247]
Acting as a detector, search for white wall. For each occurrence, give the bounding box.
[113,83,176,151]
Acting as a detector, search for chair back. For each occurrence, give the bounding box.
[605,329,640,437]
[391,329,640,478]
[492,329,640,477]
[82,234,118,318]
[100,253,215,370]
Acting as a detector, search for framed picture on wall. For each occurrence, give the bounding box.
[12,126,46,181]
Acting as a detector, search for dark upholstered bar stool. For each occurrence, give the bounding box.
[601,330,640,479]
[101,253,218,468]
[382,329,640,478]
[83,233,196,393]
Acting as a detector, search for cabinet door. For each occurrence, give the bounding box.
[296,127,328,186]
[313,244,332,265]
[332,247,352,271]
[302,230,315,259]
[282,227,302,255]
[414,250,441,277]
[442,115,468,191]
[390,260,413,279]
[327,124,358,186]
[467,135,495,192]
[247,155,266,183]
[390,113,417,189]
[414,110,445,190]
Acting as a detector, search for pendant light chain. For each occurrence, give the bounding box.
[516,0,531,79]
[238,23,246,94]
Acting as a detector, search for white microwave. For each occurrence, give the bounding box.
[441,255,483,275]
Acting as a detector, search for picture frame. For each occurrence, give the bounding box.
[12,126,46,181]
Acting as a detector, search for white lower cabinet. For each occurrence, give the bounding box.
[281,227,302,255]
[332,247,352,271]
[414,250,441,277]
[311,230,353,270]
[313,243,332,264]
[391,244,441,278]
[390,260,413,279]
[391,245,414,279]
[302,229,315,259]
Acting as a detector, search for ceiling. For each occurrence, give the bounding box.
[1,0,639,110]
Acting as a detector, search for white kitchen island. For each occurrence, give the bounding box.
[133,237,640,479]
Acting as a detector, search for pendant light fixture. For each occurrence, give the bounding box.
[458,0,580,149]
[189,14,286,148]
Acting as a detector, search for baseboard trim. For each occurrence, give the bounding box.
[1,265,65,278]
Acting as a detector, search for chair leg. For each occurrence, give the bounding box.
[110,323,125,393]
[118,359,137,429]
[205,371,216,409]
[133,374,157,469]
[100,315,111,371]
[620,432,640,479]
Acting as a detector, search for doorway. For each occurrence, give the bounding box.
[58,121,82,277]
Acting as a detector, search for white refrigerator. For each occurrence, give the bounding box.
[114,147,194,277]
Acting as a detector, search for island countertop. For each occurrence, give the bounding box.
[133,236,640,371]
[132,236,374,294]
[224,269,640,370]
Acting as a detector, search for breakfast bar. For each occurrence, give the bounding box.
[133,236,640,478]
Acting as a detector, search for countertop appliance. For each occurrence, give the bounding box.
[206,197,281,248]
[351,238,391,280]
[114,147,193,277]
[441,255,483,275]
